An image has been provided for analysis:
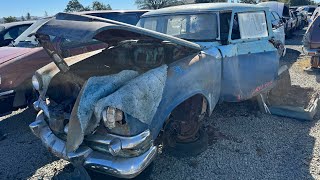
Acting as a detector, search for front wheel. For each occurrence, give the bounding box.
[162,95,208,157]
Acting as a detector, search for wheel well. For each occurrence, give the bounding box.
[170,94,208,120]
[159,94,208,146]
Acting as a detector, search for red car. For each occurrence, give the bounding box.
[303,15,320,70]
[0,10,149,115]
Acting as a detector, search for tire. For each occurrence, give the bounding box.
[164,127,208,157]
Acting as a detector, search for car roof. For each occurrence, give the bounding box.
[142,3,268,17]
[0,20,35,29]
[74,10,150,15]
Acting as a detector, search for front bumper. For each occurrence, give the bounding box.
[303,46,320,56]
[30,111,157,179]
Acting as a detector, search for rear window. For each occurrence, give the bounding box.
[138,13,219,41]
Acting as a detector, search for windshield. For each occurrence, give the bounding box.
[12,18,50,48]
[137,13,218,41]
[87,12,145,25]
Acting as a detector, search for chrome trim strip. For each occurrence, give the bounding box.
[85,130,152,152]
[0,90,14,97]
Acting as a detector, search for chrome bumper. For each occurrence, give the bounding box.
[30,111,157,179]
[303,46,320,56]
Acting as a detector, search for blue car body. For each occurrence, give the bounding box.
[30,3,279,178]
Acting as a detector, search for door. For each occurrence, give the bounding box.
[218,11,279,102]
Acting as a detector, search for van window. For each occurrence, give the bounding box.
[237,11,268,39]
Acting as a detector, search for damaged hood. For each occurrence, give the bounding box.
[35,12,201,71]
[67,65,168,152]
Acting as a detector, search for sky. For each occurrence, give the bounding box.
[0,0,137,18]
[1,0,320,18]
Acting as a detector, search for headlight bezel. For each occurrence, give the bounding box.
[32,74,43,91]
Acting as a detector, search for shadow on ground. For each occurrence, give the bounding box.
[0,108,58,179]
[280,30,305,68]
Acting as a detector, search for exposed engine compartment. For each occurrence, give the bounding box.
[45,40,197,117]
[41,40,198,139]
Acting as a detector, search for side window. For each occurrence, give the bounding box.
[143,18,158,31]
[219,12,232,44]
[231,13,240,40]
[233,11,268,40]
[3,25,29,40]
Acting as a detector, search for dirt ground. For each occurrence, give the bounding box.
[0,28,319,180]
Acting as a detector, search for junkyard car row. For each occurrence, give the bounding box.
[0,2,320,179]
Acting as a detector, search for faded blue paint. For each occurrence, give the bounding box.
[149,51,222,139]
[219,40,279,102]
[34,4,280,140]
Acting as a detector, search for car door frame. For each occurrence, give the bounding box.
[218,9,279,102]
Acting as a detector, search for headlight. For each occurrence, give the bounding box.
[32,75,42,91]
[102,107,124,129]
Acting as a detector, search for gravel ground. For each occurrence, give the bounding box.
[0,28,319,180]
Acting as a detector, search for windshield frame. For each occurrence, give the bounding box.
[138,11,220,42]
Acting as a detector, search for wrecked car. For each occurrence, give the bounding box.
[0,10,148,116]
[303,15,320,69]
[258,2,295,38]
[0,20,34,47]
[30,3,284,178]
[270,11,286,56]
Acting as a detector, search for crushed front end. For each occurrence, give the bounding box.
[30,108,157,178]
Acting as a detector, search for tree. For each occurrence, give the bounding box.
[26,12,31,20]
[195,0,227,3]
[135,0,184,9]
[44,11,48,17]
[92,1,112,10]
[21,16,26,21]
[3,16,18,23]
[65,0,85,12]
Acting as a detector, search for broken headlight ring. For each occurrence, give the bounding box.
[102,107,124,129]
